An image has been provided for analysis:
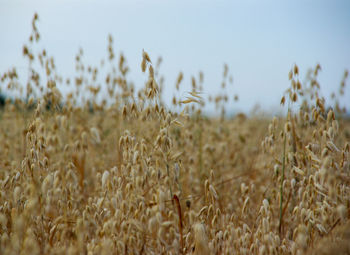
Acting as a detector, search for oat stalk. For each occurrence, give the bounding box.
[279,127,287,235]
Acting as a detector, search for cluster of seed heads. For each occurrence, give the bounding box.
[0,13,349,255]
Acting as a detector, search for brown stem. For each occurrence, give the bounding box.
[173,194,184,254]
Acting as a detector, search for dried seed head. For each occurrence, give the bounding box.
[284,122,291,133]
[280,96,285,105]
[294,64,299,75]
[337,204,347,221]
[13,186,22,201]
[102,170,110,189]
[148,217,158,235]
[194,223,209,255]
[142,50,151,63]
[149,65,154,78]
[262,198,269,209]
[141,58,147,72]
[197,206,208,217]
[122,105,127,118]
[209,184,219,200]
[296,80,301,90]
[90,127,101,144]
[42,174,53,194]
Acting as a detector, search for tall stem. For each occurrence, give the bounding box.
[279,131,287,235]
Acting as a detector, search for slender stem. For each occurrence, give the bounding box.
[198,115,203,180]
[279,132,287,235]
[166,163,174,207]
[173,194,184,254]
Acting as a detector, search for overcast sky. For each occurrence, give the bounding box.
[1,0,349,114]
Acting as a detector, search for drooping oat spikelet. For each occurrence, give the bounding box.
[193,223,210,255]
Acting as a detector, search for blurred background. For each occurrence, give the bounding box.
[1,0,349,114]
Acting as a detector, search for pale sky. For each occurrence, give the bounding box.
[1,0,349,114]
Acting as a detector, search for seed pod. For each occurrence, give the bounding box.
[149,65,154,78]
[209,185,219,200]
[193,223,209,255]
[142,50,151,63]
[294,64,299,75]
[141,58,147,72]
[102,171,110,189]
[280,96,285,105]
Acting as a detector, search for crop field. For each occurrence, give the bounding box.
[0,14,349,255]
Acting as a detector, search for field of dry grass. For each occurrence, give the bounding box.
[0,14,349,255]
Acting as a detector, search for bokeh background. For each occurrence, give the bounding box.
[1,0,349,114]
